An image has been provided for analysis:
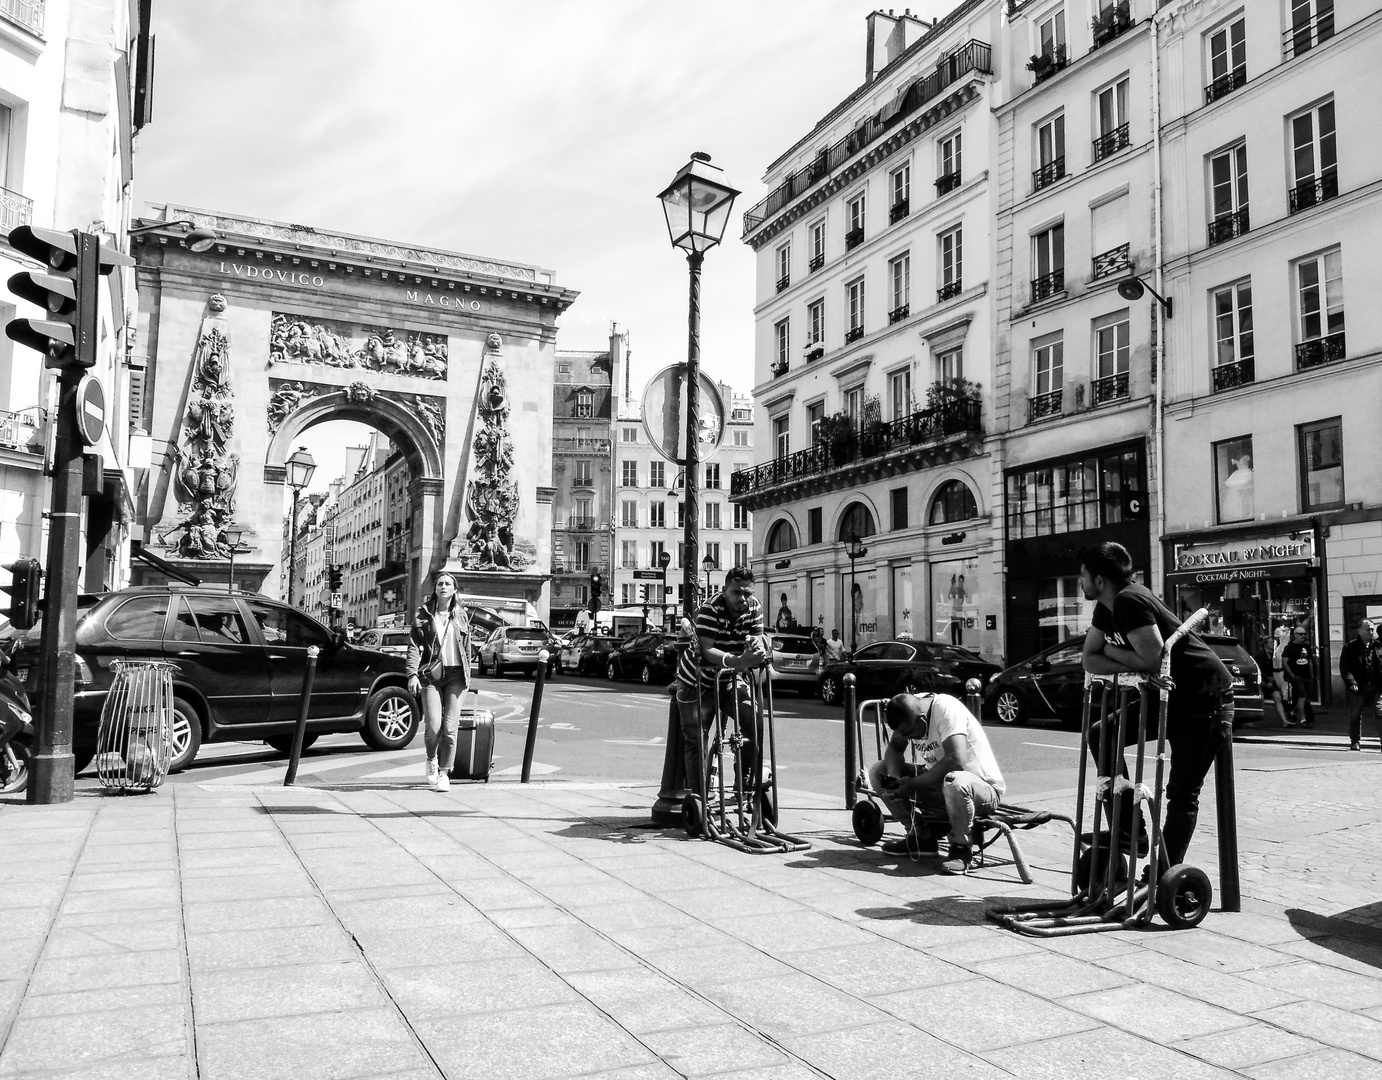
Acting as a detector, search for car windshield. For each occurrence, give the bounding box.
[773,637,817,654]
[505,628,546,640]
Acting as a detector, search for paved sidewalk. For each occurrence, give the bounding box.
[4,752,1382,1080]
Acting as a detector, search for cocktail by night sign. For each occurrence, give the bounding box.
[217,261,486,312]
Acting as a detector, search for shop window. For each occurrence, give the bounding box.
[1298,418,1343,511]
[1005,446,1144,539]
[1213,436,1255,523]
[1037,576,1092,650]
[766,520,798,553]
[929,480,978,525]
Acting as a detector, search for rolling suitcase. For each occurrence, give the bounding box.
[449,689,494,782]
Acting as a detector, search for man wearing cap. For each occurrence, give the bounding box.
[868,691,1005,874]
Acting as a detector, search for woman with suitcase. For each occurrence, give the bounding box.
[406,571,473,791]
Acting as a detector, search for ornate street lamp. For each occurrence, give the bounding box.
[222,523,248,594]
[701,552,715,602]
[127,218,219,252]
[285,446,316,607]
[846,533,868,654]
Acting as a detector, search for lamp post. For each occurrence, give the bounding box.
[222,524,247,594]
[127,218,218,252]
[658,549,672,628]
[285,446,316,607]
[846,533,868,654]
[1118,273,1174,581]
[701,552,715,602]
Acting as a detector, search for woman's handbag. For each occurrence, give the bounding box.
[421,656,445,684]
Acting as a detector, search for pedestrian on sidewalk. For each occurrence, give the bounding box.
[824,630,845,662]
[406,571,473,792]
[1079,542,1233,868]
[1339,618,1382,751]
[1252,633,1290,728]
[1282,627,1316,727]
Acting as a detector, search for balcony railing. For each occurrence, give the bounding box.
[845,226,865,250]
[844,325,864,344]
[935,171,962,196]
[1205,68,1247,104]
[1288,170,1339,214]
[809,252,825,273]
[1207,207,1250,246]
[1092,371,1129,405]
[1092,123,1130,163]
[1296,332,1346,370]
[937,280,963,302]
[571,477,595,489]
[553,437,611,453]
[775,273,790,293]
[730,397,983,500]
[889,199,910,224]
[567,517,598,531]
[888,303,910,324]
[1212,358,1254,392]
[0,0,44,36]
[0,407,43,454]
[1284,10,1334,60]
[1033,158,1065,192]
[0,187,33,235]
[1028,389,1063,421]
[741,40,993,236]
[1030,268,1064,304]
[805,344,824,362]
[1091,243,1129,281]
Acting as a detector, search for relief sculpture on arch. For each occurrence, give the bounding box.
[268,311,449,380]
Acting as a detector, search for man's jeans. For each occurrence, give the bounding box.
[867,760,1000,847]
[676,679,759,793]
[1346,687,1382,744]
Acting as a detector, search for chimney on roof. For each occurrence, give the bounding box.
[865,7,930,83]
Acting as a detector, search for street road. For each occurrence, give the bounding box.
[149,670,1333,802]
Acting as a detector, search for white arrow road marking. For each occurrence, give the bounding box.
[603,737,666,747]
[1022,741,1081,751]
[548,722,578,730]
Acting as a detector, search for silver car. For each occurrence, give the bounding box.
[358,628,410,657]
[476,626,550,677]
[769,632,823,693]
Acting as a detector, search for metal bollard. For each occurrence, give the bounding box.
[521,650,548,784]
[965,677,983,720]
[1214,714,1241,911]
[651,690,687,826]
[283,646,318,787]
[843,673,857,810]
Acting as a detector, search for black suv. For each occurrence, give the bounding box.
[10,586,418,774]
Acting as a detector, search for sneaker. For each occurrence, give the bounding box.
[425,759,439,783]
[1352,741,1362,751]
[881,832,938,856]
[436,772,450,792]
[941,843,973,875]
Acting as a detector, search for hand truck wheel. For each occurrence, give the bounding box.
[852,798,886,846]
[1077,840,1130,887]
[1155,863,1212,929]
[682,793,704,837]
[758,785,778,827]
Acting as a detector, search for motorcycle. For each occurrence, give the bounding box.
[0,643,35,795]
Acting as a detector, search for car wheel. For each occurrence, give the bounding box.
[362,686,419,750]
[640,664,653,684]
[820,675,842,706]
[994,689,1025,725]
[494,659,505,677]
[264,734,320,756]
[476,653,488,676]
[607,659,619,681]
[169,698,203,773]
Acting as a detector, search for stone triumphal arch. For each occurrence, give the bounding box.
[131,205,578,617]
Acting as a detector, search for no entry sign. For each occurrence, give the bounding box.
[74,374,105,447]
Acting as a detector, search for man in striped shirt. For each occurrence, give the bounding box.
[675,565,769,793]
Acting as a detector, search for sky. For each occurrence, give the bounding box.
[135,0,956,493]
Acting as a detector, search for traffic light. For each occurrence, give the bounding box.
[589,569,602,613]
[5,227,130,370]
[328,564,343,591]
[2,558,41,630]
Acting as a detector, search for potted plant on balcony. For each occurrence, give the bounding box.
[1091,1,1131,47]
[815,410,856,465]
[1026,44,1068,81]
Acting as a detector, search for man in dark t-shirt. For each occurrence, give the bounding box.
[1080,542,1233,867]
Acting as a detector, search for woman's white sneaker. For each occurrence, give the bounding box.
[436,772,450,792]
[425,759,439,790]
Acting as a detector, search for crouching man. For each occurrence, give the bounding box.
[867,692,1006,874]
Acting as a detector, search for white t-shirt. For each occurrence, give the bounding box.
[909,694,1005,794]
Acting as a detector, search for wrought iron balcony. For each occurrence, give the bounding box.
[805,345,824,362]
[567,517,599,532]
[1033,158,1065,192]
[571,477,595,490]
[889,199,910,224]
[741,39,993,237]
[775,273,790,293]
[1030,269,1064,304]
[845,226,865,251]
[1205,68,1247,104]
[937,281,963,302]
[1092,123,1130,163]
[935,171,962,196]
[1284,10,1335,59]
[1289,171,1339,214]
[1092,372,1129,405]
[1091,243,1129,281]
[1212,358,1254,392]
[0,0,44,36]
[553,437,611,453]
[0,187,33,236]
[809,252,825,273]
[1295,332,1346,370]
[1028,389,1063,421]
[1207,208,1250,247]
[729,397,983,504]
[844,325,864,345]
[888,303,910,324]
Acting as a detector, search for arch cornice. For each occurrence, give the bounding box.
[263,391,444,483]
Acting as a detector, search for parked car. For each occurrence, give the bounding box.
[558,633,623,675]
[475,625,550,677]
[8,586,418,775]
[817,639,1001,705]
[984,630,1265,728]
[768,633,823,694]
[358,627,410,657]
[605,632,680,684]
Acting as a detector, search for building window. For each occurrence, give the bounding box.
[766,519,797,553]
[1092,314,1130,404]
[733,429,749,446]
[621,500,638,528]
[573,584,588,605]
[773,415,790,459]
[1287,0,1335,59]
[705,463,721,490]
[1092,79,1130,161]
[733,503,750,530]
[889,253,910,322]
[705,542,721,570]
[1289,100,1337,213]
[649,540,665,567]
[1295,248,1345,368]
[1032,222,1065,302]
[1005,446,1143,539]
[1205,17,1247,102]
[677,503,685,529]
[774,318,791,375]
[1034,114,1066,190]
[890,487,909,530]
[775,242,791,292]
[621,460,637,487]
[573,460,592,486]
[1031,334,1063,420]
[733,542,749,568]
[1214,436,1255,523]
[837,501,878,542]
[807,298,825,349]
[621,541,637,569]
[1299,418,1343,511]
[937,129,962,192]
[1207,144,1249,245]
[930,480,978,525]
[1212,280,1255,391]
[572,541,591,571]
[621,583,634,605]
[936,346,963,385]
[649,502,666,529]
[938,226,962,300]
[575,390,593,418]
[889,368,912,420]
[844,386,863,427]
[574,498,592,524]
[846,192,866,249]
[1038,7,1066,61]
[649,460,664,489]
[846,276,865,342]
[809,219,826,271]
[807,507,823,545]
[889,163,910,222]
[621,427,638,442]
[704,502,721,530]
